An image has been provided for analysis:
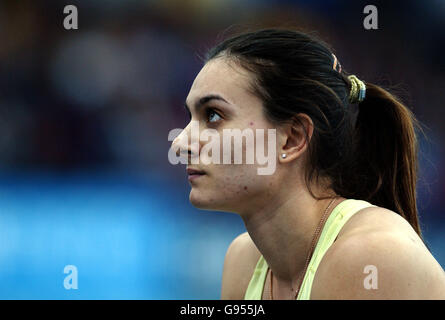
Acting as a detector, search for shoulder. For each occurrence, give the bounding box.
[221,232,262,300]
[311,206,445,299]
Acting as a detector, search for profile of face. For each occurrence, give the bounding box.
[171,57,310,215]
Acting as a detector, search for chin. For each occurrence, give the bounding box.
[189,189,229,212]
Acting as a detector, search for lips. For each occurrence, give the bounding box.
[186,168,206,181]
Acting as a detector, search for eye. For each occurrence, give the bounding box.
[206,108,222,123]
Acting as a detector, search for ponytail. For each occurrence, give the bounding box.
[343,82,424,239]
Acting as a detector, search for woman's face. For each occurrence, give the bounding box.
[172,57,284,214]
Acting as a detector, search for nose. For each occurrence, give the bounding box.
[171,123,199,163]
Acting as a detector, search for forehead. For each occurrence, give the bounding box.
[187,58,253,106]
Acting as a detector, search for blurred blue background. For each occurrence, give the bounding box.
[0,0,444,299]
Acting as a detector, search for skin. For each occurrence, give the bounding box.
[172,57,445,299]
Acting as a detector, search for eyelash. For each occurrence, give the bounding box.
[205,107,223,123]
[186,107,224,124]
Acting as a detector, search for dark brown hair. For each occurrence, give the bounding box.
[205,28,426,239]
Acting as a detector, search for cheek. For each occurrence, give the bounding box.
[212,164,269,200]
[188,164,263,210]
[222,165,255,192]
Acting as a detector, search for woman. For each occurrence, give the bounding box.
[171,28,445,299]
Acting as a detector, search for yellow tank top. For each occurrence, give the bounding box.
[244,199,376,300]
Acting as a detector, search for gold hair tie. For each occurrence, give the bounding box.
[331,54,366,103]
[348,75,366,103]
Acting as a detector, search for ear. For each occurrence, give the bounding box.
[279,113,314,163]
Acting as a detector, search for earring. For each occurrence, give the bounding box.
[281,153,287,159]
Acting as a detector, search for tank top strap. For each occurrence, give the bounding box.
[244,254,268,299]
[296,199,376,299]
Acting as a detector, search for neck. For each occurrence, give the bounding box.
[240,187,345,284]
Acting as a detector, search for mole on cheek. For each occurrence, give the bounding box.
[244,186,248,190]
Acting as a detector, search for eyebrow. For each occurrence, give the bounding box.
[184,94,230,114]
